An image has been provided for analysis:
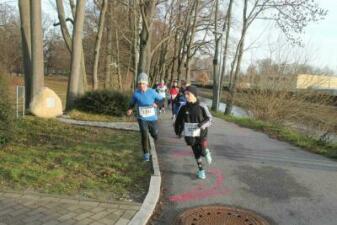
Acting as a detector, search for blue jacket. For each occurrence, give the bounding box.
[129,88,163,121]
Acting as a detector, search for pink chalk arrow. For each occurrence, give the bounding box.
[169,168,231,202]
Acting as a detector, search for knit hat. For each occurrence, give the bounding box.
[185,85,198,98]
[137,72,149,84]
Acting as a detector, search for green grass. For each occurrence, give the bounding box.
[212,111,337,159]
[67,110,136,122]
[0,116,150,201]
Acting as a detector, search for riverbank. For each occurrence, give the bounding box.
[199,87,337,144]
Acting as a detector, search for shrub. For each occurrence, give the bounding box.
[74,90,130,116]
[0,73,15,146]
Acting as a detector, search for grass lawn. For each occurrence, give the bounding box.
[212,111,337,159]
[67,110,136,122]
[0,116,151,202]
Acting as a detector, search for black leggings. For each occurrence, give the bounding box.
[191,139,208,160]
[137,119,159,154]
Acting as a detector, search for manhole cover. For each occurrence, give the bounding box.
[174,205,269,225]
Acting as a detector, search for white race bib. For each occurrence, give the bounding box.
[184,123,200,137]
[139,106,155,118]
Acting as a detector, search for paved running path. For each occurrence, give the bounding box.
[149,112,337,225]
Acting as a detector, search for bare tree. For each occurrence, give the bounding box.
[66,0,86,110]
[18,0,32,108]
[115,29,122,89]
[219,0,233,99]
[137,0,157,76]
[30,0,44,100]
[55,0,87,94]
[184,0,200,83]
[224,0,327,115]
[211,0,220,111]
[105,2,113,89]
[92,0,108,90]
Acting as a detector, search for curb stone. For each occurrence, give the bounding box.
[57,117,162,225]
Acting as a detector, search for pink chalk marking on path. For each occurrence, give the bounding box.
[169,168,231,202]
[171,150,194,158]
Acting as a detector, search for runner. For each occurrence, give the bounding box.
[174,85,213,179]
[156,79,168,113]
[169,80,179,117]
[172,80,187,120]
[127,72,163,161]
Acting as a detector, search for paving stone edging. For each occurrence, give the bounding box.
[58,117,161,225]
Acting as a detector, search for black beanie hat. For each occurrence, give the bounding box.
[186,85,198,98]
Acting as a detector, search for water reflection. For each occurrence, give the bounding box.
[199,97,249,118]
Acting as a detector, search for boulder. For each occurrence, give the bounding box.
[30,87,63,118]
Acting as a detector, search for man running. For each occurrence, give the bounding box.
[127,72,163,161]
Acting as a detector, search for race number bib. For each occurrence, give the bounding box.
[139,106,155,118]
[184,123,200,137]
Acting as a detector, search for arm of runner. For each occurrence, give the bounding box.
[153,89,164,108]
[198,104,213,129]
[174,106,185,137]
[127,94,136,116]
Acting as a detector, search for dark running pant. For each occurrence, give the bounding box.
[191,138,208,160]
[137,119,159,154]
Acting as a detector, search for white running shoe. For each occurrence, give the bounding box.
[205,149,212,165]
[196,169,206,179]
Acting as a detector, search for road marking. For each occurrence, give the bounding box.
[169,168,231,203]
[171,150,194,158]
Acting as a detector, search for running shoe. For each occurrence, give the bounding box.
[196,169,206,179]
[205,149,212,165]
[144,153,150,161]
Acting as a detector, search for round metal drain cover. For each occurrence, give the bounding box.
[174,205,269,225]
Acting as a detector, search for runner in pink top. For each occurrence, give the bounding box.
[169,80,179,117]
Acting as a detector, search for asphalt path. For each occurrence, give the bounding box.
[148,112,337,225]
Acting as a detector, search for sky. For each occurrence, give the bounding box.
[3,0,337,73]
[244,0,337,73]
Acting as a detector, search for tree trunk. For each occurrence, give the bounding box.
[105,4,113,89]
[137,0,156,77]
[18,0,32,109]
[132,2,139,89]
[56,0,87,94]
[176,34,186,81]
[129,0,140,90]
[115,30,122,89]
[69,0,76,16]
[30,0,44,100]
[170,30,178,82]
[211,0,220,111]
[56,0,72,51]
[66,0,86,110]
[138,25,147,75]
[184,0,199,84]
[219,0,234,98]
[92,0,108,90]
[225,0,248,115]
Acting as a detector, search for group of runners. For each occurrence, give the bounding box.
[127,72,213,179]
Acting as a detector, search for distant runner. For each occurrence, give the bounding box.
[172,80,187,120]
[169,80,179,117]
[156,79,168,113]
